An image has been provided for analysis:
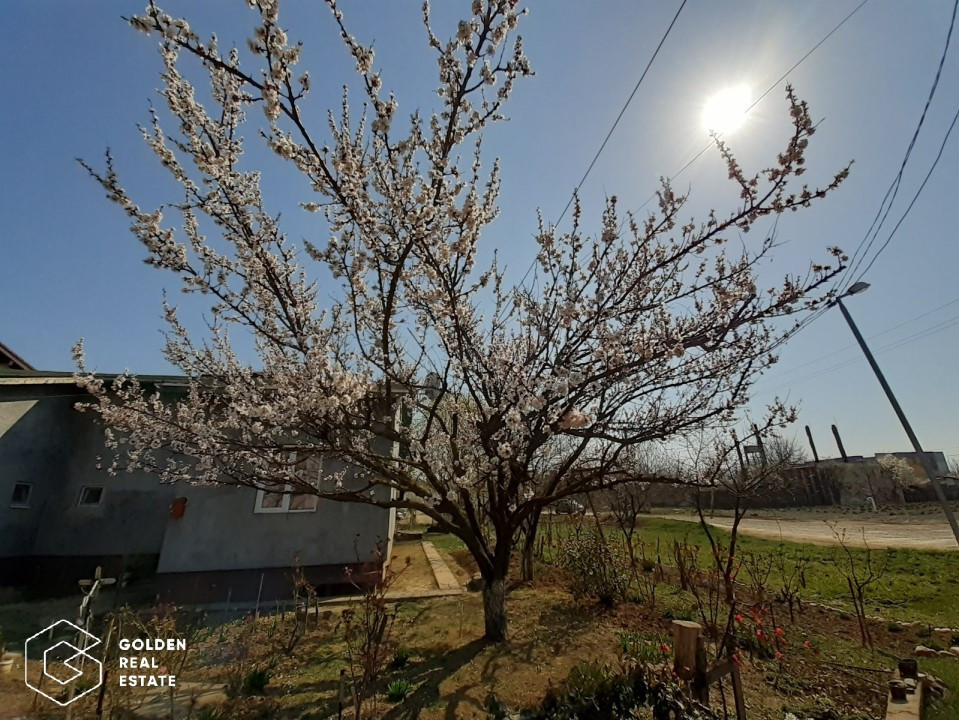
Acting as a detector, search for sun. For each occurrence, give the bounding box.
[701,84,752,135]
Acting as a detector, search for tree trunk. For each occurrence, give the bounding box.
[520,510,542,582]
[521,540,535,582]
[482,575,508,641]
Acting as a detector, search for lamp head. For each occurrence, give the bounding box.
[846,281,871,297]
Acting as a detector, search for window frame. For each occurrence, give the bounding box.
[253,453,322,514]
[10,482,33,509]
[77,485,105,507]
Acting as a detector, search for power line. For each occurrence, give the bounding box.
[755,296,959,385]
[754,313,959,397]
[851,104,959,282]
[632,0,871,215]
[505,0,689,308]
[554,0,688,228]
[508,0,870,314]
[838,0,958,292]
[755,0,956,370]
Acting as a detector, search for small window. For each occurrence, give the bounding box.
[254,482,289,513]
[253,453,320,514]
[78,486,104,506]
[10,482,32,508]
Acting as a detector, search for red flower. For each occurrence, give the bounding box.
[774,627,784,637]
[756,629,764,639]
[775,651,783,661]
[661,644,671,654]
[735,614,743,623]
[803,640,811,649]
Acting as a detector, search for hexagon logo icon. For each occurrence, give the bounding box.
[24,619,102,706]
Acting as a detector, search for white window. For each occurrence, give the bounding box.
[10,482,32,508]
[78,486,104,506]
[254,453,322,514]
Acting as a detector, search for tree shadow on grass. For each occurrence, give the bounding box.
[380,637,487,720]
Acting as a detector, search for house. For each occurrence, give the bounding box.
[0,357,398,603]
[0,340,34,372]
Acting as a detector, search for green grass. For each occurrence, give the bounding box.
[623,517,959,627]
[925,658,959,720]
[424,532,468,554]
[428,515,959,627]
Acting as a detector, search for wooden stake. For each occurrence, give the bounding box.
[730,662,747,720]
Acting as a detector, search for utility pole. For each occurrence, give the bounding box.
[835,286,959,547]
[832,424,849,462]
[805,425,820,463]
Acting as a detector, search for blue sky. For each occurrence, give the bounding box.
[1,1,957,464]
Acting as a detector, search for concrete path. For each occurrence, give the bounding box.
[421,540,463,591]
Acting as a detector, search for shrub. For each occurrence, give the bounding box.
[242,667,270,695]
[615,631,670,665]
[558,530,629,605]
[522,661,716,720]
[390,648,412,669]
[194,708,224,720]
[387,679,412,702]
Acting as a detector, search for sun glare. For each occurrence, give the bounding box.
[701,84,752,135]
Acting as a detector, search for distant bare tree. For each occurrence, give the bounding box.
[764,433,808,466]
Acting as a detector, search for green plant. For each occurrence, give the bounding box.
[615,631,671,665]
[524,660,717,720]
[387,679,412,702]
[194,707,224,720]
[243,667,270,695]
[485,692,513,719]
[390,648,412,669]
[340,546,409,720]
[564,661,611,697]
[558,531,629,606]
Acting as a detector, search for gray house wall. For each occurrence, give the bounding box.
[0,381,174,591]
[0,394,75,560]
[2,375,399,602]
[155,459,396,602]
[158,467,394,573]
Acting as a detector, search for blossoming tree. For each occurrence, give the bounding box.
[76,0,849,640]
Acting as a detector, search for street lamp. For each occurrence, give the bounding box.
[832,283,959,547]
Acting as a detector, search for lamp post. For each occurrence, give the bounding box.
[833,281,959,547]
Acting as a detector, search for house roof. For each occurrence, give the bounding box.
[0,341,35,372]
[0,369,408,395]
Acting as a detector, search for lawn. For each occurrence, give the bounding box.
[533,515,959,628]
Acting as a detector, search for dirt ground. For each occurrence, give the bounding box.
[657,506,959,550]
[389,541,439,593]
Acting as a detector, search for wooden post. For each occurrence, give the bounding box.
[254,572,265,624]
[672,620,702,682]
[730,662,747,720]
[95,617,115,720]
[693,633,709,703]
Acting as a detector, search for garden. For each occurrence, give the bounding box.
[1,512,957,720]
